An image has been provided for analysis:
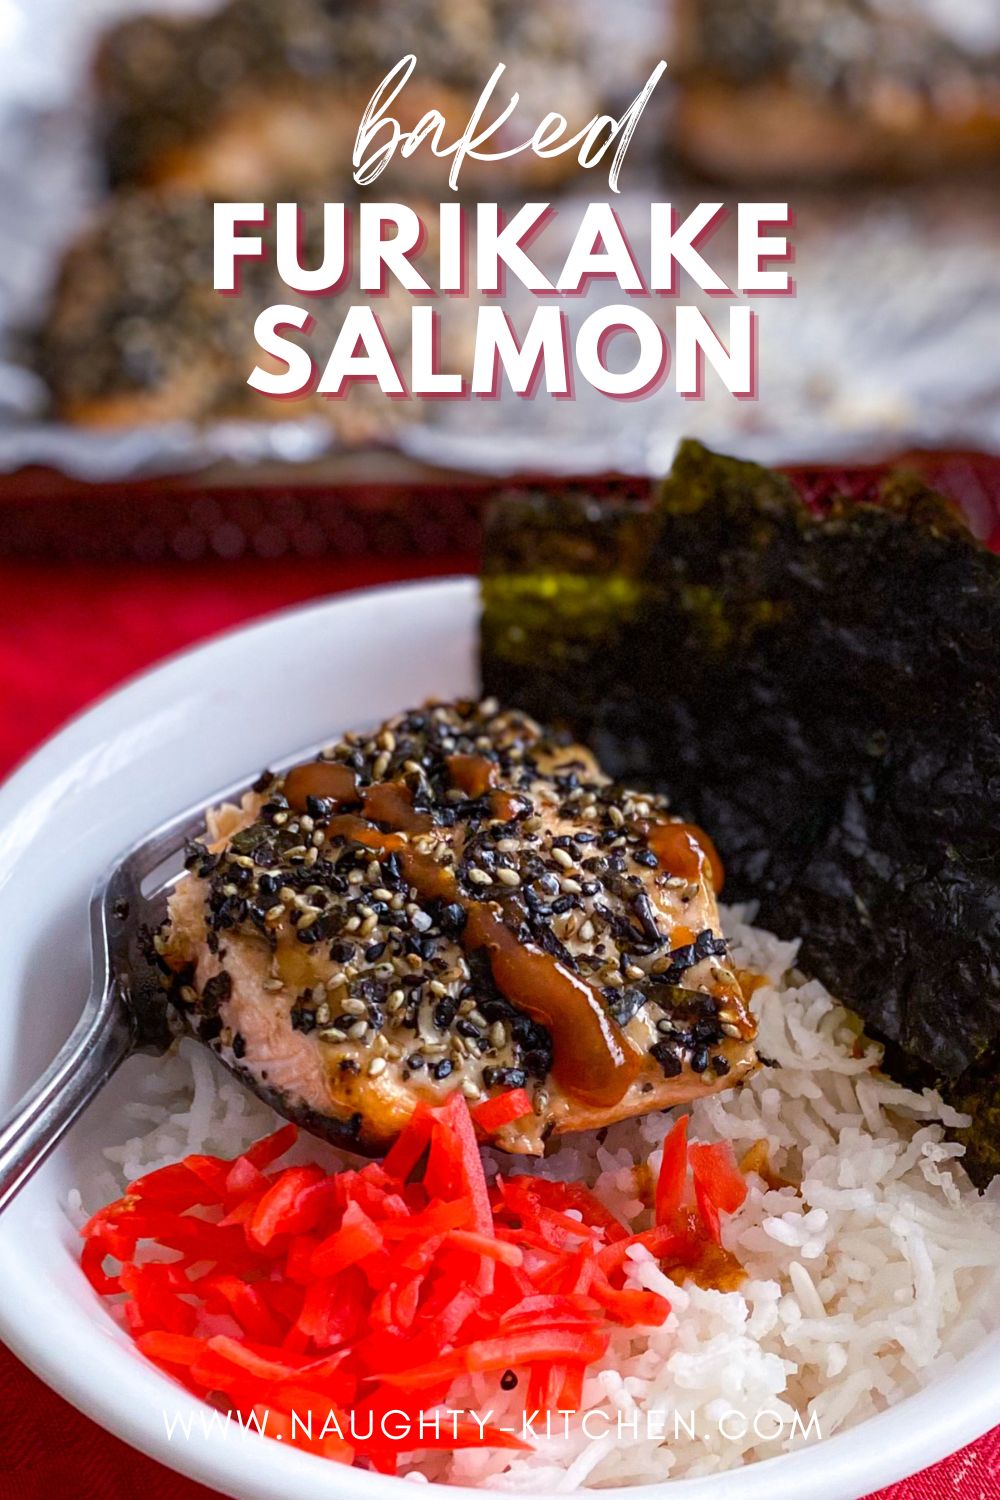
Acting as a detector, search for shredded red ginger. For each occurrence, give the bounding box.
[81,1094,748,1471]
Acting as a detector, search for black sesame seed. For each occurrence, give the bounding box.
[650,1041,683,1078]
[434,997,459,1029]
[232,1032,246,1059]
[690,1046,710,1074]
[500,1370,518,1391]
[407,1054,425,1071]
[482,1066,527,1089]
[433,1059,454,1080]
[365,941,387,961]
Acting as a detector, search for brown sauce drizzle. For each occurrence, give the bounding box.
[648,821,725,891]
[664,1240,747,1293]
[489,789,532,823]
[463,904,642,1109]
[739,1139,795,1193]
[447,753,498,800]
[660,1211,747,1292]
[283,760,430,834]
[361,781,430,834]
[284,760,358,809]
[294,775,643,1107]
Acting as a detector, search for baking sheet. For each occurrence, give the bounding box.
[0,0,998,480]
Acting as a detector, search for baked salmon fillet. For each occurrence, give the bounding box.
[158,701,758,1154]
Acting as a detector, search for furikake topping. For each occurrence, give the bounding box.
[168,697,746,1109]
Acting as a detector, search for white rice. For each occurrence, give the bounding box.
[71,906,1000,1488]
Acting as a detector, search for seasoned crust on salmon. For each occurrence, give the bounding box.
[159,700,758,1154]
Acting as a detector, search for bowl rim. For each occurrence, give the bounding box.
[0,573,996,1500]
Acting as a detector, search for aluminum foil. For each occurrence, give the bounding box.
[0,0,998,480]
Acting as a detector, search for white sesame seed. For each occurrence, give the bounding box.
[461,1080,482,1100]
[348,1020,369,1041]
[368,1056,388,1077]
[429,979,448,998]
[550,847,574,869]
[608,806,624,827]
[497,867,521,887]
[578,919,595,943]
[342,996,367,1016]
[319,1027,347,1042]
[626,964,645,981]
[468,868,492,886]
[411,910,433,932]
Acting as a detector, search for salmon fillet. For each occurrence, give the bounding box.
[159,700,758,1154]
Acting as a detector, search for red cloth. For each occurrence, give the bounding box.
[0,553,996,1500]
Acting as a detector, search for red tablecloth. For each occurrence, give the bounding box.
[0,553,996,1500]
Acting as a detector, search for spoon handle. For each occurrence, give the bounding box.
[0,981,134,1214]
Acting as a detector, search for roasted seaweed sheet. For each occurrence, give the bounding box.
[481,441,1000,1184]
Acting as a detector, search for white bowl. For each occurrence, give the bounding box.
[0,576,995,1500]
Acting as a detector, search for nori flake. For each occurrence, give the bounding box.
[481,440,1000,1184]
